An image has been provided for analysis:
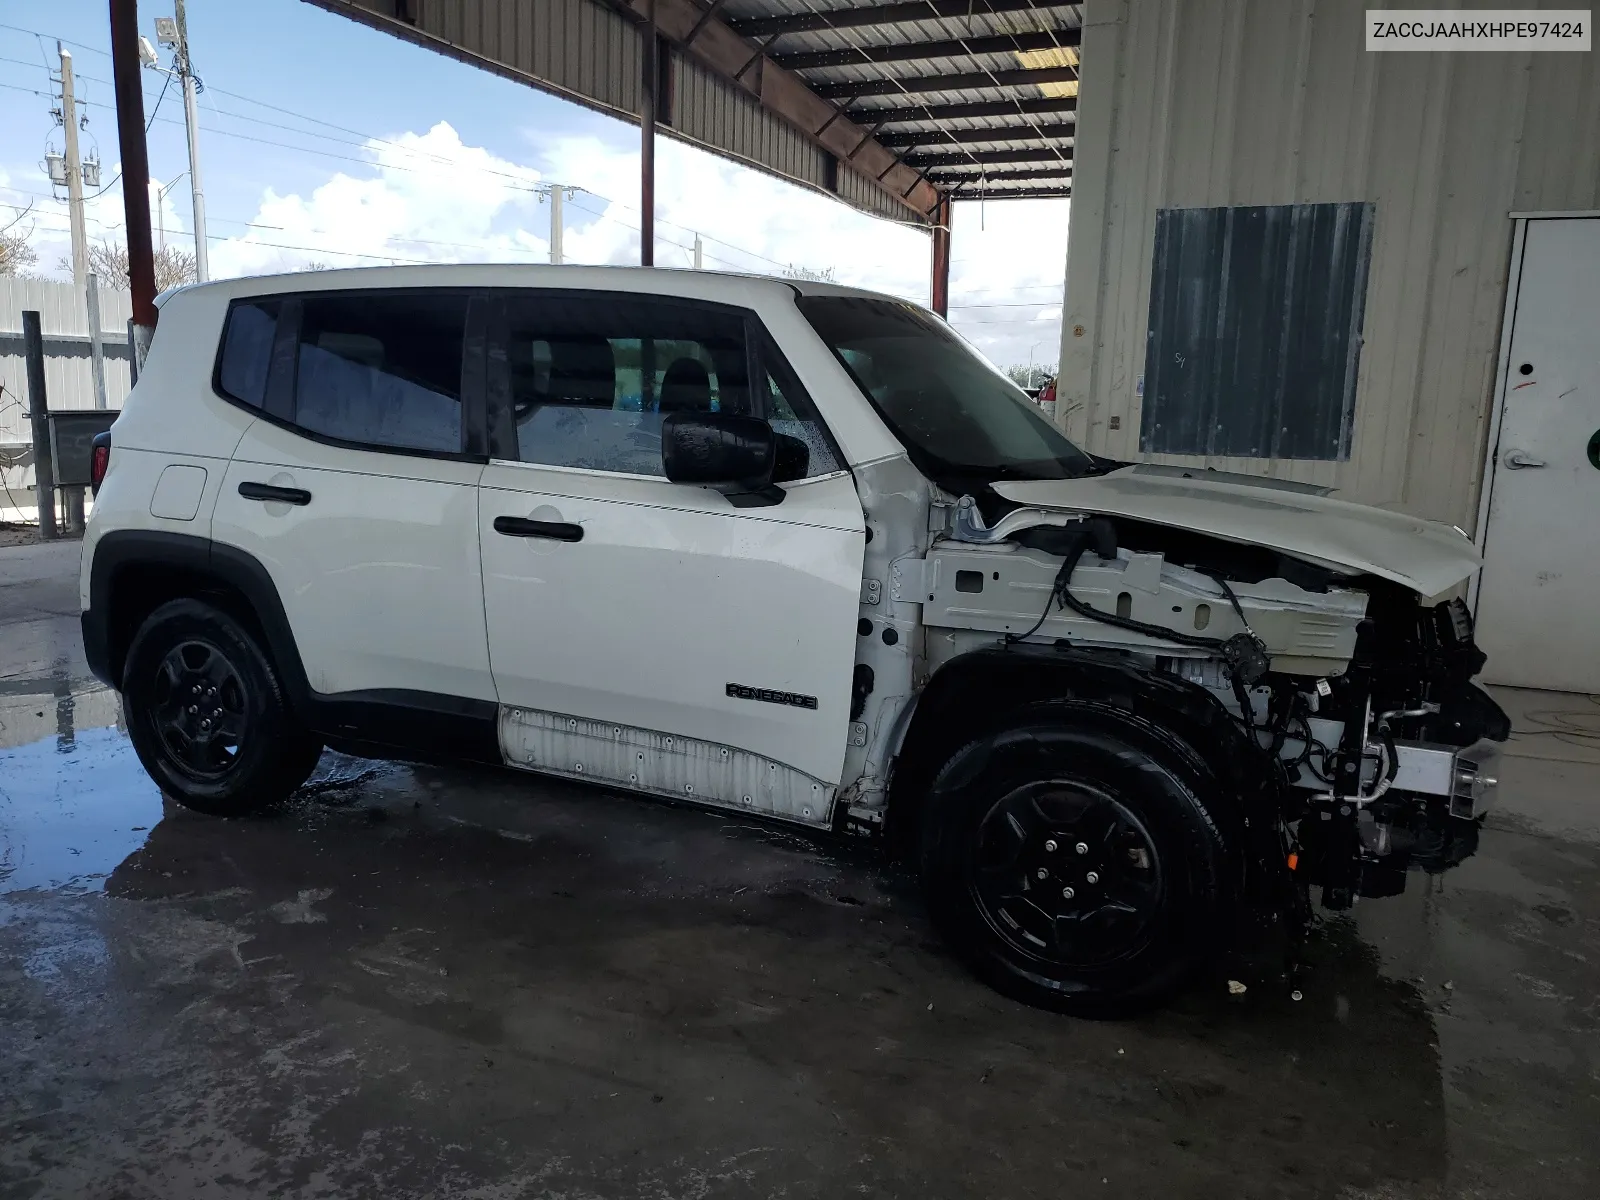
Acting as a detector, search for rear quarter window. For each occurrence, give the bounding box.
[215,299,282,408]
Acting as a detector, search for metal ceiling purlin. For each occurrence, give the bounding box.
[812,65,1077,98]
[725,0,1074,38]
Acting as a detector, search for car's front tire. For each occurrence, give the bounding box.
[918,705,1233,1017]
[122,598,323,816]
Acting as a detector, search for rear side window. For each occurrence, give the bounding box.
[294,293,467,454]
[216,299,281,408]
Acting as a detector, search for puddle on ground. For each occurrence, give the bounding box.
[0,683,163,894]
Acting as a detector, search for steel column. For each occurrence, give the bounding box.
[109,0,157,339]
[641,0,657,266]
[931,197,953,318]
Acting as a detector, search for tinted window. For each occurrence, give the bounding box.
[797,295,1094,489]
[216,299,280,408]
[498,295,839,479]
[502,296,751,477]
[294,293,467,454]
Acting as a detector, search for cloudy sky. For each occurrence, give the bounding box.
[0,0,1068,374]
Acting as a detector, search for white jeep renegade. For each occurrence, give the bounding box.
[82,265,1508,1014]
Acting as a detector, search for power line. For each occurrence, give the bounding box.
[1,23,1056,307]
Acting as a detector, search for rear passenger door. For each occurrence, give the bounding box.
[211,289,494,706]
[477,290,865,824]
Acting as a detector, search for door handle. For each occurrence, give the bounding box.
[493,515,584,542]
[238,481,312,505]
[1502,450,1548,470]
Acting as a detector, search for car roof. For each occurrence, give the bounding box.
[156,263,920,311]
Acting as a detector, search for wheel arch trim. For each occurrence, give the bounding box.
[85,529,312,705]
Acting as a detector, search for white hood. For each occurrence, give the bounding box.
[990,465,1481,598]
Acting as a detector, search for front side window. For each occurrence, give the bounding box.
[216,299,281,409]
[796,295,1094,490]
[293,293,467,454]
[497,294,836,479]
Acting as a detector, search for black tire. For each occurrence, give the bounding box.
[122,598,323,816]
[918,704,1233,1017]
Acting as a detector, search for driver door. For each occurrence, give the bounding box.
[476,289,864,825]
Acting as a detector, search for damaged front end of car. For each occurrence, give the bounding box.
[918,466,1508,976]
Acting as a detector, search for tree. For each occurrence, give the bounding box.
[781,263,838,283]
[1005,363,1056,389]
[58,239,198,292]
[0,205,38,276]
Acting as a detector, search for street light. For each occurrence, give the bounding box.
[149,171,188,251]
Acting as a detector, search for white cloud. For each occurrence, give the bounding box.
[6,118,1069,370]
[208,122,548,276]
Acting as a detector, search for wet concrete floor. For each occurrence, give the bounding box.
[2,540,1597,1198]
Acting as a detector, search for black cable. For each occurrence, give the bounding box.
[1005,538,1089,645]
[1201,570,1252,629]
[145,70,171,132]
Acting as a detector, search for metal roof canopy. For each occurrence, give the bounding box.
[304,0,1078,308]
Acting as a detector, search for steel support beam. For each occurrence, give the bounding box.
[729,1,1074,38]
[813,66,1077,99]
[772,28,1077,71]
[931,165,1073,185]
[905,146,1074,168]
[930,196,952,318]
[606,0,942,219]
[683,0,727,45]
[865,95,1077,125]
[952,186,1071,200]
[878,122,1076,148]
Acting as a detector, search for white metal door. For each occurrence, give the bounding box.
[1476,218,1600,692]
[214,420,492,701]
[479,464,865,815]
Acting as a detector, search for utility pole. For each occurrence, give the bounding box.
[549,186,563,264]
[111,0,158,361]
[58,47,90,305]
[693,233,703,269]
[87,273,109,409]
[161,1,208,280]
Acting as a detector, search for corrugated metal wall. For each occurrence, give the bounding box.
[1058,0,1600,531]
[316,0,913,225]
[1,276,133,451]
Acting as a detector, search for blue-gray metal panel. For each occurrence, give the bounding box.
[1140,202,1374,461]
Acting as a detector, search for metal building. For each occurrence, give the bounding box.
[1058,0,1598,527]
[0,276,133,452]
[1056,0,1600,691]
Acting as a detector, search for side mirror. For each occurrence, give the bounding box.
[661,411,784,506]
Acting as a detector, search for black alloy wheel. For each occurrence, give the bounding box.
[970,780,1163,968]
[919,705,1233,1016]
[150,638,249,781]
[122,599,323,816]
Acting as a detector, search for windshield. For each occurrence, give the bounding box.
[796,295,1096,486]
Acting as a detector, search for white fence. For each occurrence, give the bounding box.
[1,275,135,453]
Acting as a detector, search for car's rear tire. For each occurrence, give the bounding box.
[918,704,1233,1017]
[121,598,323,816]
